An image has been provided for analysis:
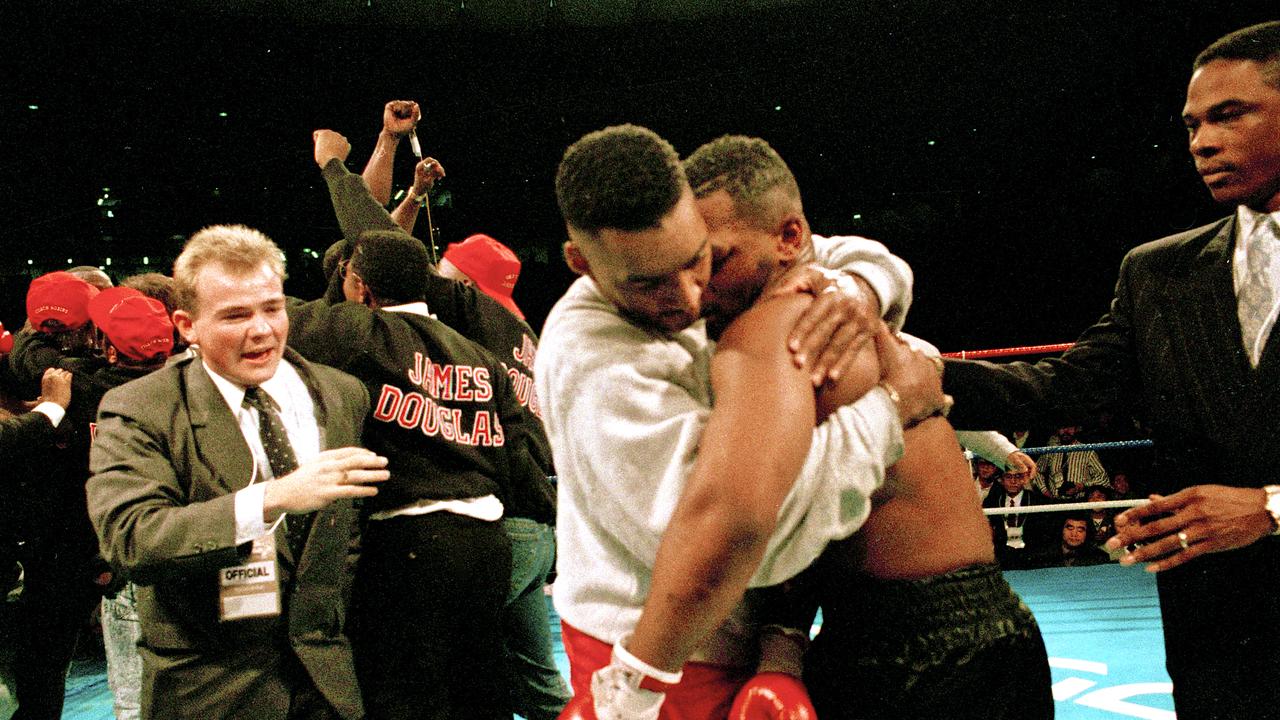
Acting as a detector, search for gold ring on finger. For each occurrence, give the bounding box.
[1177,530,1190,550]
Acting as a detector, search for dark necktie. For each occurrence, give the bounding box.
[243,386,311,559]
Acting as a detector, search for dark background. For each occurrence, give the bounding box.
[1,1,1275,350]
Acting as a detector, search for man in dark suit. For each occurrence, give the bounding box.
[86,225,389,720]
[981,467,1053,569]
[943,21,1280,719]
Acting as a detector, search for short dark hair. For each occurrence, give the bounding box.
[683,135,803,232]
[1195,21,1280,88]
[555,124,685,237]
[1061,513,1093,545]
[351,230,430,305]
[122,273,176,316]
[322,240,353,280]
[68,266,113,290]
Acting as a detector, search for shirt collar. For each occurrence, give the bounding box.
[203,358,301,415]
[1237,205,1280,247]
[382,301,434,318]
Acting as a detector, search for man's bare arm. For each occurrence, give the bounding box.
[389,157,446,234]
[627,294,817,672]
[361,100,419,206]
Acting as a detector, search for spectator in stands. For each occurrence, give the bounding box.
[984,467,1052,569]
[1085,487,1119,551]
[1110,472,1132,499]
[973,458,1002,501]
[1029,425,1111,500]
[1028,514,1111,568]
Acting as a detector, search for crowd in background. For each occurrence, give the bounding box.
[970,419,1156,570]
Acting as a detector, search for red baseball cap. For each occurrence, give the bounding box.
[26,271,100,331]
[89,287,174,362]
[442,234,524,320]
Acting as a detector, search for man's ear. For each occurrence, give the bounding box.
[563,241,591,277]
[172,309,197,345]
[353,276,376,308]
[776,215,805,261]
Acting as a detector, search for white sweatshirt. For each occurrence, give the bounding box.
[535,235,910,650]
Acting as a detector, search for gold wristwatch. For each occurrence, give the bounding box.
[1264,485,1280,536]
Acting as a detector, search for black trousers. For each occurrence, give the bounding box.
[1158,541,1280,720]
[0,551,100,720]
[351,512,511,720]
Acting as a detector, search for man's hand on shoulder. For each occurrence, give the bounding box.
[773,265,880,386]
[875,329,950,427]
[262,447,388,520]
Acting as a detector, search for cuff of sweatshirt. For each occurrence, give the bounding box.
[321,157,351,184]
[843,261,902,327]
[32,402,65,428]
[864,386,906,466]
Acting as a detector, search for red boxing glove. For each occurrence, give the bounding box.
[0,323,11,354]
[729,672,817,720]
[558,693,598,720]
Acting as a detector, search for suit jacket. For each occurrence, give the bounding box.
[944,216,1280,707]
[945,216,1279,496]
[87,349,370,720]
[981,486,1054,561]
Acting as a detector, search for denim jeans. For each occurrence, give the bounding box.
[503,518,570,720]
[101,583,142,720]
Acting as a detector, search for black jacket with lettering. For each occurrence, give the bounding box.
[320,159,547,439]
[288,298,554,523]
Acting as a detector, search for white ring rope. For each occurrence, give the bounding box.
[982,499,1149,517]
